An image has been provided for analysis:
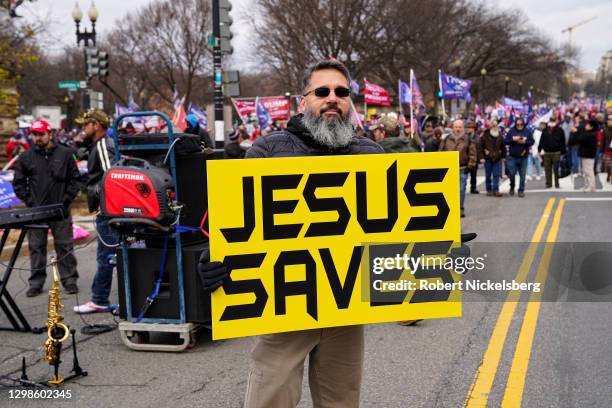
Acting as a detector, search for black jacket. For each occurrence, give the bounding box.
[569,129,598,159]
[538,125,566,154]
[86,136,115,212]
[246,114,383,158]
[12,143,81,212]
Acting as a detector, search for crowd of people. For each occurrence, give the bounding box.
[223,101,612,217]
[7,97,611,224]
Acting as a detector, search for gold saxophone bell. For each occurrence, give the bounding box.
[48,321,70,343]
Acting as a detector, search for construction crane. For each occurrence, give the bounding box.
[561,16,597,48]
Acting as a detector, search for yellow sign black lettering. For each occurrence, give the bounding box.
[207,152,462,339]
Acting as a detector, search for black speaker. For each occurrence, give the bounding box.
[174,151,209,244]
[117,243,211,323]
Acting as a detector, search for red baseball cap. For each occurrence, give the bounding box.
[31,119,51,134]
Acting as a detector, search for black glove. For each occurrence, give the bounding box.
[197,244,230,292]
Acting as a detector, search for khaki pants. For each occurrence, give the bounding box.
[582,158,596,190]
[244,326,364,408]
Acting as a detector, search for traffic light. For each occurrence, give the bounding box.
[437,90,443,98]
[85,47,100,78]
[85,47,110,79]
[223,70,240,96]
[98,52,109,78]
[219,0,233,55]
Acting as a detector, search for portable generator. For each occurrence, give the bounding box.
[100,157,178,226]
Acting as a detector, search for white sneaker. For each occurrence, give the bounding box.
[536,176,542,181]
[73,301,109,314]
[526,176,533,181]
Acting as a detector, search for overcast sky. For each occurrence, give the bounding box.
[19,0,612,71]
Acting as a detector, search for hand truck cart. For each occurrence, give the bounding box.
[110,111,209,351]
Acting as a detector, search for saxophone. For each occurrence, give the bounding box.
[44,257,70,368]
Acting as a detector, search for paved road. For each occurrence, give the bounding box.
[1,171,611,407]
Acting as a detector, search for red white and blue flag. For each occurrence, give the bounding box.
[171,93,187,131]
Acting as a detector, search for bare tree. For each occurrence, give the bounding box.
[250,0,569,107]
[250,0,388,92]
[103,0,213,108]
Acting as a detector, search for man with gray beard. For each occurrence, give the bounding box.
[198,60,382,407]
[246,63,368,158]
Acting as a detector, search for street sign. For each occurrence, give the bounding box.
[58,81,81,90]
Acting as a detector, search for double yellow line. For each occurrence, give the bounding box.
[464,197,565,407]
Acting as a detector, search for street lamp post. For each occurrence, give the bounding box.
[504,76,510,97]
[603,57,612,98]
[480,68,487,104]
[63,93,75,128]
[72,2,97,47]
[72,2,99,110]
[518,81,523,100]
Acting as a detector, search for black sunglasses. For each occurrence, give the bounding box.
[303,86,351,98]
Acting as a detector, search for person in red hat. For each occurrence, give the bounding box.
[5,130,30,164]
[12,119,81,297]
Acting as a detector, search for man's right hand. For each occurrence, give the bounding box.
[197,245,230,292]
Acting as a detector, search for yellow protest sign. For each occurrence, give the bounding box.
[207,152,462,340]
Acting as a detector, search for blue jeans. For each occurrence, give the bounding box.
[484,161,502,192]
[569,146,580,174]
[460,170,467,210]
[92,215,119,306]
[507,156,528,192]
[527,153,542,177]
